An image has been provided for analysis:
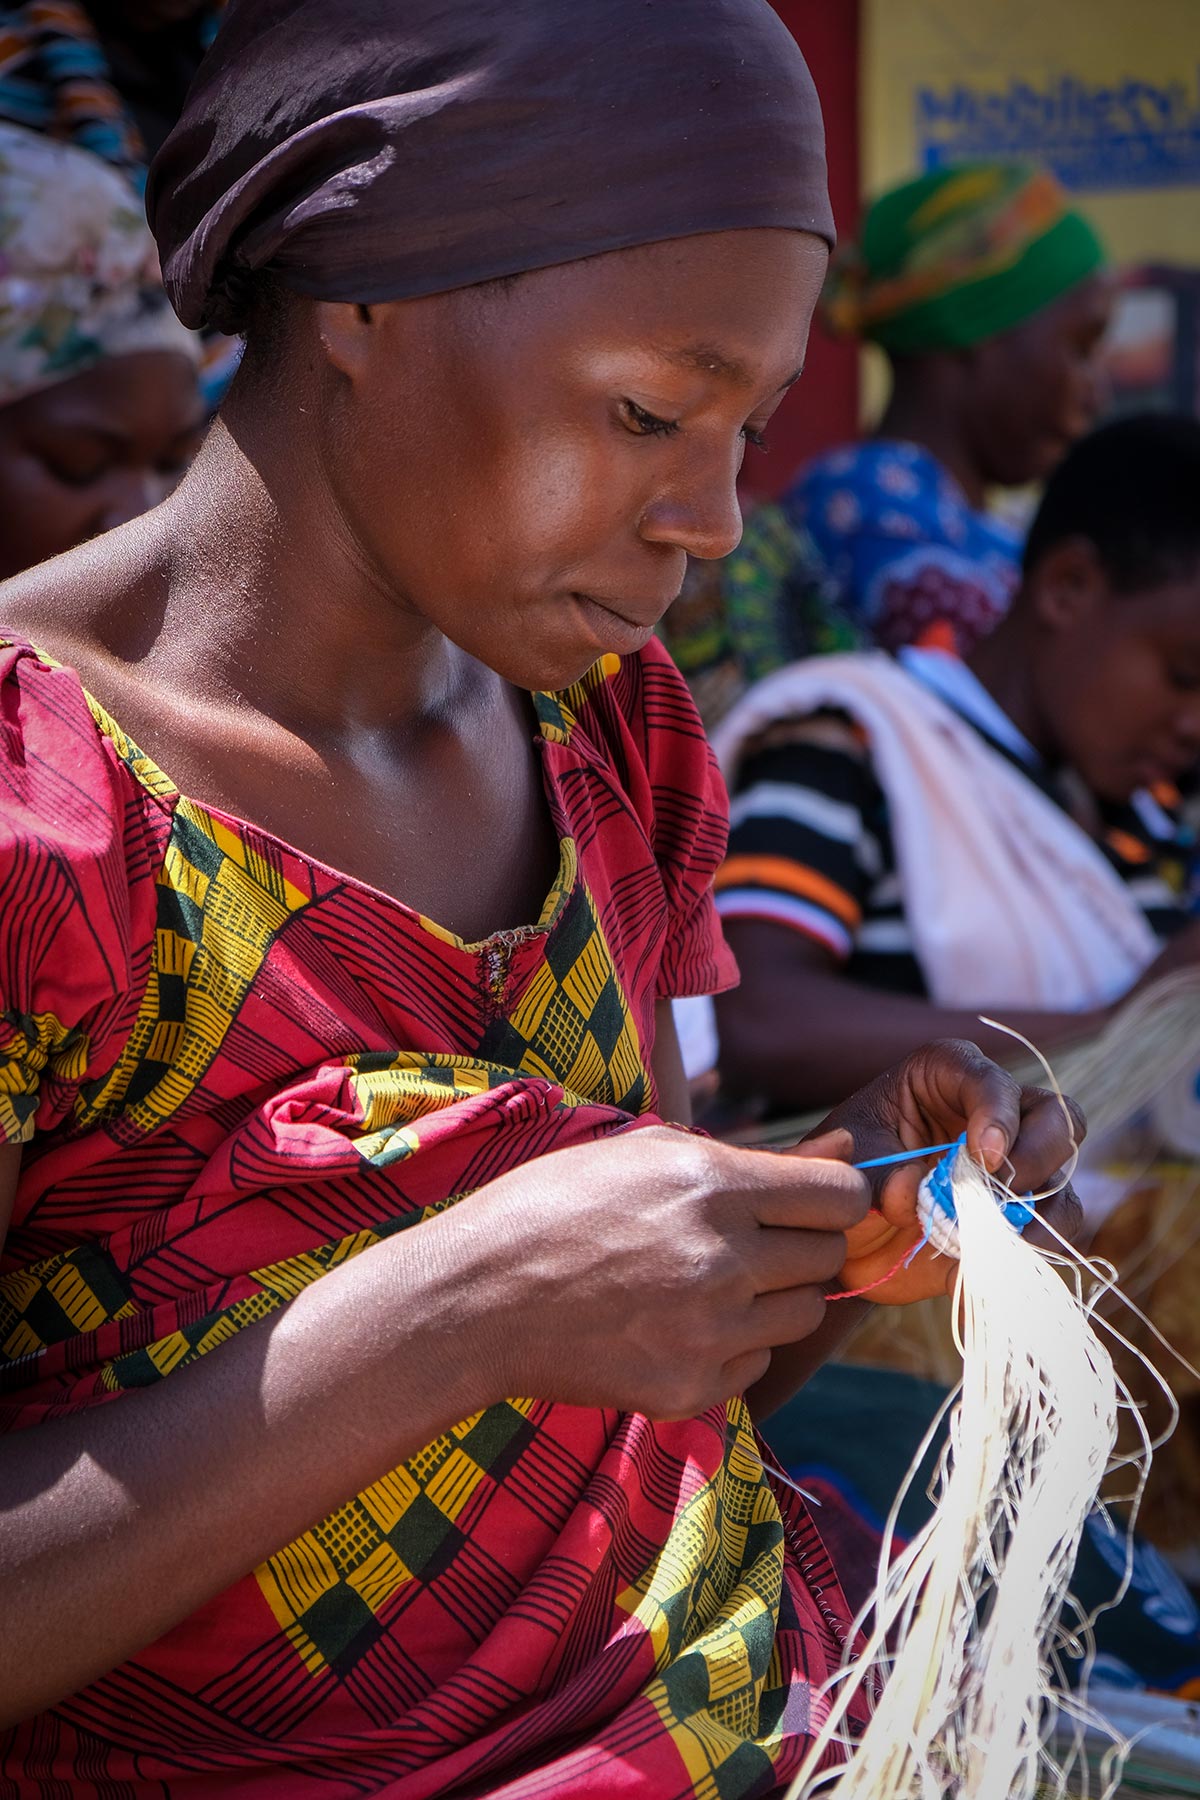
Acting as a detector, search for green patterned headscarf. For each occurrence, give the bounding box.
[824,162,1106,355]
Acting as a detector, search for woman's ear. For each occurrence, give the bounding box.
[313,299,378,382]
[1026,536,1109,634]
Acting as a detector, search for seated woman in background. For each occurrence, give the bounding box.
[718,420,1200,1637]
[714,413,1200,1116]
[786,161,1112,656]
[0,0,239,403]
[0,123,203,579]
[0,2,1080,1793]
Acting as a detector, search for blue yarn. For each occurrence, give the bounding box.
[848,1134,1036,1267]
[907,1133,1035,1265]
[923,1133,1035,1233]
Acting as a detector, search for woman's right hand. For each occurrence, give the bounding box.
[436,1125,870,1421]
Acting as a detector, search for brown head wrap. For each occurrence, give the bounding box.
[147,0,834,333]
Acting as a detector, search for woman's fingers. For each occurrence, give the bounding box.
[750,1224,849,1294]
[1022,1177,1085,1254]
[752,1152,870,1233]
[745,1282,830,1349]
[924,1040,1024,1171]
[1005,1087,1087,1194]
[875,1092,1085,1232]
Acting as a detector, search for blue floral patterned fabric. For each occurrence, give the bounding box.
[782,439,1023,655]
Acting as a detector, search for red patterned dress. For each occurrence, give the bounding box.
[0,634,861,1797]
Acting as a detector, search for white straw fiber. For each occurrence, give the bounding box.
[787,1147,1121,1800]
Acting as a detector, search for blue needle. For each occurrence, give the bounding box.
[854,1140,960,1171]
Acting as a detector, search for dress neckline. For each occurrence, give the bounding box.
[16,636,583,957]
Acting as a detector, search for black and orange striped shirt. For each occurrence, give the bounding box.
[715,650,1192,996]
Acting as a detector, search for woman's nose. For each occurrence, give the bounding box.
[638,445,744,563]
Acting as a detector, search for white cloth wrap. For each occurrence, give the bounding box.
[712,652,1158,1012]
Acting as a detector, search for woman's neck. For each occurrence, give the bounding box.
[966,622,1057,764]
[878,366,987,511]
[123,409,481,745]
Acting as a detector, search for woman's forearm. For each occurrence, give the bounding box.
[0,1211,503,1728]
[717,923,1106,1112]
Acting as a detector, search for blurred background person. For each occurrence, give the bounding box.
[713,413,1199,1116]
[784,161,1113,655]
[0,0,220,179]
[0,122,201,580]
[0,0,233,402]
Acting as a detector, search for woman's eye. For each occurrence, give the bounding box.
[37,448,113,488]
[47,461,110,489]
[741,426,769,452]
[621,400,680,438]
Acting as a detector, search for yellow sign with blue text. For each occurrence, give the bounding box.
[862,0,1200,269]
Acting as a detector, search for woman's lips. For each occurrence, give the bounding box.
[570,592,660,654]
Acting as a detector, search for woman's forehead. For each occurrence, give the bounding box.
[452,230,827,363]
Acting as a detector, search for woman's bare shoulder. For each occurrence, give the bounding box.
[0,518,165,681]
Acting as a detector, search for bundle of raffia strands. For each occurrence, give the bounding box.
[787,1136,1168,1800]
[1049,969,1200,1149]
[1048,970,1200,1580]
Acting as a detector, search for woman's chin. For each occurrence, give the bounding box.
[477,629,629,695]
[504,651,613,694]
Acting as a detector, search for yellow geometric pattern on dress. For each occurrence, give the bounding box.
[0,1007,90,1143]
[345,1051,596,1168]
[254,1395,541,1675]
[80,687,182,802]
[4,1191,542,1681]
[531,651,622,746]
[92,1224,385,1389]
[96,1221,391,1391]
[84,1207,543,1675]
[63,1209,532,1674]
[73,796,312,1134]
[615,1399,792,1783]
[498,879,649,1111]
[0,1239,137,1363]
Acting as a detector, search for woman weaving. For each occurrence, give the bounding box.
[0,2,1080,1792]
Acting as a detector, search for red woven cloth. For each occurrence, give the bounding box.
[0,636,864,1796]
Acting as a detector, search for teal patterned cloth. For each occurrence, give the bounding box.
[660,500,863,731]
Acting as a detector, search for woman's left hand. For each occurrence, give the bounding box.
[789,1038,1086,1305]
